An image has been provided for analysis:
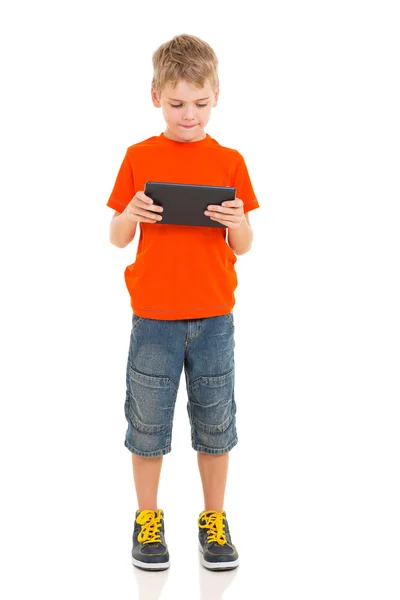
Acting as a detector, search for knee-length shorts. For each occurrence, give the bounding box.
[124,312,237,457]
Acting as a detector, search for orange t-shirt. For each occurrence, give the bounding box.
[106,132,260,320]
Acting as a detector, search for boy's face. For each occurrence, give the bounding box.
[151,79,219,143]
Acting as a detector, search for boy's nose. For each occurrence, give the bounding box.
[182,108,196,119]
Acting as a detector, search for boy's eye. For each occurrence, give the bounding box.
[170,104,208,108]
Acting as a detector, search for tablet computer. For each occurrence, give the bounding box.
[144,181,236,228]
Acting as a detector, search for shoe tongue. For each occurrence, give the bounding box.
[136,509,157,517]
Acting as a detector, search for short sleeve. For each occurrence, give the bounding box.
[106,150,135,212]
[233,153,260,213]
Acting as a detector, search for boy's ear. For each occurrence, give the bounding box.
[213,88,220,107]
[151,88,161,108]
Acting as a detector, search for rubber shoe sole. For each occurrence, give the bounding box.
[131,555,170,570]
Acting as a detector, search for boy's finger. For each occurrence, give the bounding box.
[221,199,243,208]
[138,191,153,204]
[208,205,227,211]
[208,201,238,210]
[207,204,233,213]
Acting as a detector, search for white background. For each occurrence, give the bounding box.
[1,1,399,598]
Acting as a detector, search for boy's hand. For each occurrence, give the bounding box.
[126,191,163,223]
[204,198,244,229]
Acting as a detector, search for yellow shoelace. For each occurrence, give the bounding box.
[198,510,227,545]
[136,509,163,544]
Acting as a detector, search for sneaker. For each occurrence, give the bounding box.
[131,509,170,570]
[198,510,239,570]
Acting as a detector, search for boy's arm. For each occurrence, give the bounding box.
[109,209,138,248]
[227,212,253,255]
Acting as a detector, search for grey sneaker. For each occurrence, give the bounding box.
[131,509,170,570]
[198,510,239,570]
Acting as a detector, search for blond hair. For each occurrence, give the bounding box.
[151,34,219,96]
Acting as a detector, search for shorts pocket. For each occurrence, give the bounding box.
[188,368,235,434]
[125,364,177,434]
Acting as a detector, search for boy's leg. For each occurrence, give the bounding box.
[184,313,236,511]
[197,451,229,513]
[125,315,186,511]
[130,453,170,571]
[185,314,239,569]
[197,447,239,570]
[131,454,163,511]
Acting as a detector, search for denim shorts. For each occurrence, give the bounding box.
[124,312,237,457]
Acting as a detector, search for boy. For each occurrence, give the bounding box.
[106,34,260,571]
